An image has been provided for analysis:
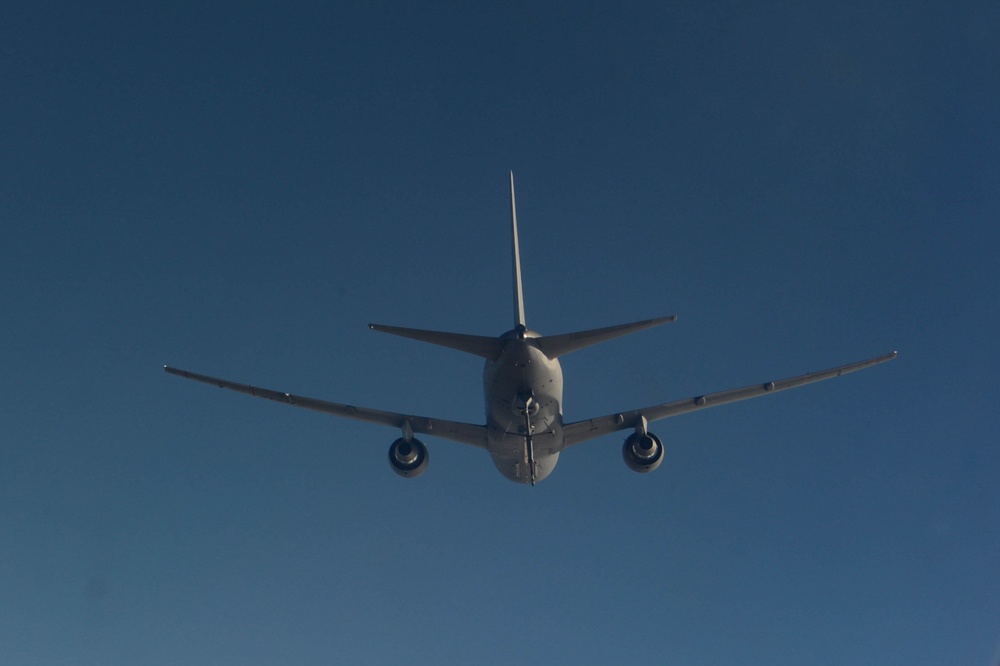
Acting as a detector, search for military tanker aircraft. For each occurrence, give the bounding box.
[165,173,896,484]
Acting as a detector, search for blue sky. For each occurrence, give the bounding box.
[2,2,998,664]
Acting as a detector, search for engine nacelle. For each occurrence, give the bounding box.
[622,432,664,473]
[388,437,429,478]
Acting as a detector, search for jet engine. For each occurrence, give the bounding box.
[388,437,429,478]
[622,432,664,473]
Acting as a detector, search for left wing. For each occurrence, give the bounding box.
[562,351,897,447]
[164,366,488,448]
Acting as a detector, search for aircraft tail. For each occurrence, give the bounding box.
[368,323,505,360]
[369,175,674,362]
[535,316,677,359]
[367,173,526,361]
[510,171,526,328]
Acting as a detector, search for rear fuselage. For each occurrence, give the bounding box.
[483,327,564,483]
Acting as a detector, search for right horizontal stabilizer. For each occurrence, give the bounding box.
[535,315,677,359]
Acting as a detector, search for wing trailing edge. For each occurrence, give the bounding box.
[163,365,488,448]
[562,350,897,447]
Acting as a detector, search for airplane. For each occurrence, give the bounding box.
[165,173,896,485]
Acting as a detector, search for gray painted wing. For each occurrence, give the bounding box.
[562,351,897,447]
[164,366,488,448]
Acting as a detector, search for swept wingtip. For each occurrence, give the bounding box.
[874,351,898,364]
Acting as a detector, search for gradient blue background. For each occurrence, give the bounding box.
[2,2,998,664]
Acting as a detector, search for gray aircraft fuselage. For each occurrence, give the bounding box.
[484,327,564,483]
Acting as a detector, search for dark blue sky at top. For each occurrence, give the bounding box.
[1,2,998,664]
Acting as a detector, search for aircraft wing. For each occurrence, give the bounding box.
[562,351,897,447]
[164,366,488,448]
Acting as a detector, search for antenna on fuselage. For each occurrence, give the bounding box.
[510,171,526,328]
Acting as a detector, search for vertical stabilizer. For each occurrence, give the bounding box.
[510,171,526,327]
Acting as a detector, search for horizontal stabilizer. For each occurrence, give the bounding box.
[369,323,505,360]
[535,315,677,359]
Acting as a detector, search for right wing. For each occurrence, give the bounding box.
[562,351,897,447]
[164,366,488,448]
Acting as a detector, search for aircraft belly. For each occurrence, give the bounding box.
[482,339,565,483]
[490,450,559,484]
[485,404,564,483]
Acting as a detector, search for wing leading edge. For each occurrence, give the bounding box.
[562,351,897,447]
[163,366,488,448]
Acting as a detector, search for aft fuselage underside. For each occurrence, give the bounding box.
[483,330,564,483]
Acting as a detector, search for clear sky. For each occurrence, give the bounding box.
[2,2,998,664]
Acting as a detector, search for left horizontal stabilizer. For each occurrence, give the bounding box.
[369,323,505,360]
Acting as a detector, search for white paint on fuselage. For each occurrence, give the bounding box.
[483,328,565,483]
